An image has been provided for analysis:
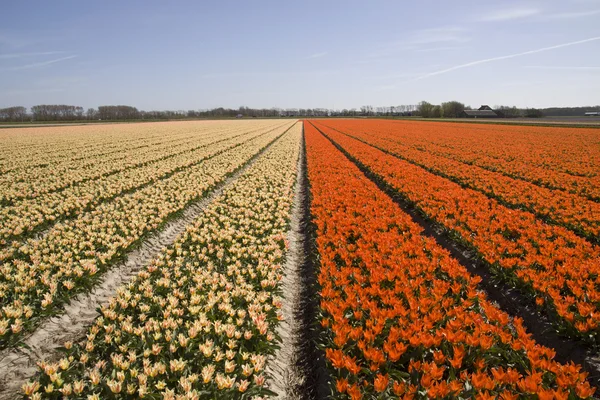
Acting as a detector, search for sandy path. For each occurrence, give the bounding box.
[0,136,285,399]
[265,136,307,399]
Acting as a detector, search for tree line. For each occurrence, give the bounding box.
[0,105,136,122]
[540,106,600,117]
[415,101,553,119]
[416,101,466,118]
[0,104,421,122]
[1,103,598,122]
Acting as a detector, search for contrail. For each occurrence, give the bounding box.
[0,51,66,60]
[409,36,600,82]
[10,55,77,71]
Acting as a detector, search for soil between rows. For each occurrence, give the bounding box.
[266,128,310,398]
[294,124,332,400]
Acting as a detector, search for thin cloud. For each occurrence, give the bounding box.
[373,84,399,91]
[306,51,328,59]
[523,65,600,70]
[408,36,600,82]
[479,7,541,21]
[8,55,77,71]
[0,51,66,60]
[202,69,340,79]
[368,72,422,80]
[36,76,89,86]
[201,71,254,79]
[416,46,465,53]
[367,27,470,59]
[409,27,470,45]
[499,80,548,88]
[540,9,600,19]
[478,6,600,21]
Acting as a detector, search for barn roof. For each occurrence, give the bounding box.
[463,110,498,117]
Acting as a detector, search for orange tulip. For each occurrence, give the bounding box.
[304,121,593,399]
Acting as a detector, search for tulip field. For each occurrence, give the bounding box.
[0,119,598,399]
[305,121,598,399]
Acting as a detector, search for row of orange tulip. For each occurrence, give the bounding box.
[311,121,600,341]
[316,120,600,241]
[320,119,600,201]
[305,122,594,399]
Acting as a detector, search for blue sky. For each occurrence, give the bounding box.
[0,0,599,110]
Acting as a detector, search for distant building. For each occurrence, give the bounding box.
[236,114,243,118]
[584,111,599,116]
[462,108,498,118]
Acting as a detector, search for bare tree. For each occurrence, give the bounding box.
[0,106,28,122]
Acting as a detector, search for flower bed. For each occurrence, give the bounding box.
[0,121,291,253]
[305,122,594,399]
[316,120,600,241]
[312,121,600,341]
[23,122,302,399]
[0,123,292,348]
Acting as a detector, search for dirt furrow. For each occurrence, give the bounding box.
[266,134,306,399]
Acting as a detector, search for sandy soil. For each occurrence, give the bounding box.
[266,139,306,399]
